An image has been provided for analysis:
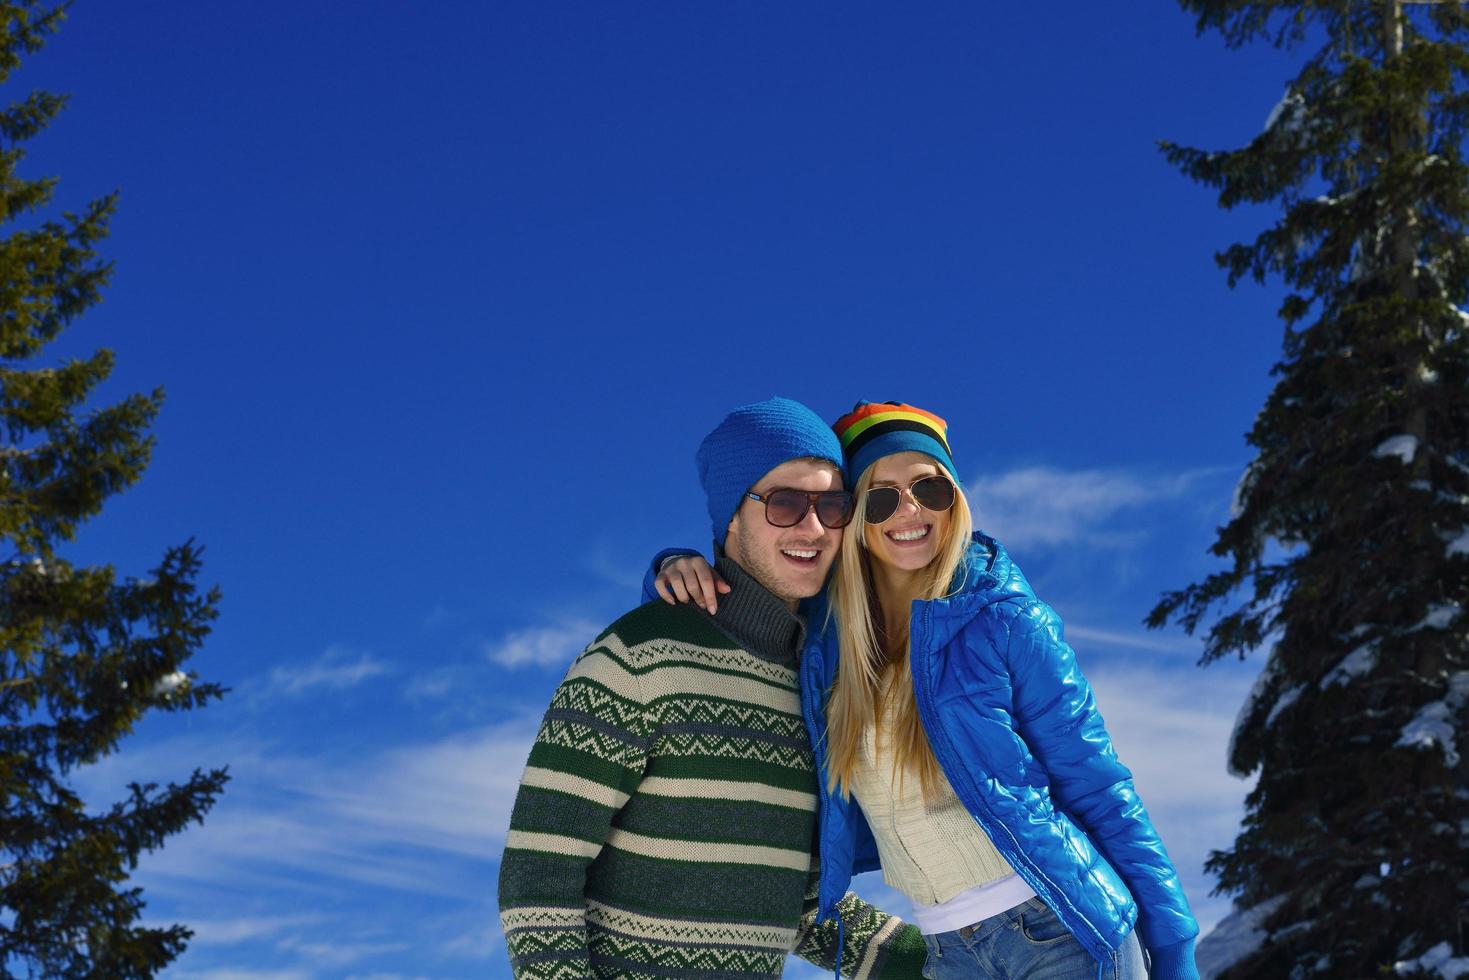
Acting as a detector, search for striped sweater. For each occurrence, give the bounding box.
[498,558,925,980]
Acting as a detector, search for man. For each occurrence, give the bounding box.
[498,396,925,980]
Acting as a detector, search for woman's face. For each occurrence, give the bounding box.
[862,452,951,573]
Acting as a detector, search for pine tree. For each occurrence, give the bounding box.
[0,3,226,976]
[1150,2,1469,976]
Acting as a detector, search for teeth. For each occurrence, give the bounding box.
[783,549,817,559]
[889,527,929,542]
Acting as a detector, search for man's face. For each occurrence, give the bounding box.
[724,458,843,609]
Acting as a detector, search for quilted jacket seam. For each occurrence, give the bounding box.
[997,595,1125,949]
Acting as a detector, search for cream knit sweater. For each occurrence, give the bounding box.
[848,708,1018,908]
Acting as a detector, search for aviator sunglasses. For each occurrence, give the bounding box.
[744,488,857,529]
[864,475,956,525]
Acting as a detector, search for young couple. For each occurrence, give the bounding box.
[499,397,1199,980]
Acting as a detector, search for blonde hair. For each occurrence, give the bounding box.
[825,457,973,802]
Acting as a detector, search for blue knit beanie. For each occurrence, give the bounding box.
[696,396,844,545]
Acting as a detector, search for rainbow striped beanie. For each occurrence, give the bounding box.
[696,396,844,546]
[832,400,959,486]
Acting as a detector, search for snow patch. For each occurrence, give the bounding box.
[1230,460,1260,520]
[1321,644,1377,688]
[1410,604,1460,632]
[1266,684,1302,727]
[1398,702,1460,766]
[1394,941,1469,979]
[151,671,189,698]
[1197,895,1286,979]
[1395,672,1469,768]
[1446,528,1469,557]
[1228,651,1284,777]
[1264,91,1306,134]
[1374,434,1419,465]
[5,556,48,576]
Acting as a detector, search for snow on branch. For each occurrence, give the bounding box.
[1395,671,1469,768]
[1320,643,1377,688]
[1408,603,1460,632]
[1265,684,1303,726]
[1230,460,1260,519]
[1392,941,1469,979]
[1373,434,1419,465]
[1227,651,1281,778]
[1263,90,1306,135]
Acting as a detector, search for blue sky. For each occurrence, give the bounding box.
[15,4,1315,977]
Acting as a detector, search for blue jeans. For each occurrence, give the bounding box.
[919,897,1147,980]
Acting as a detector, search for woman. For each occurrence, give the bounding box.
[649,401,1199,980]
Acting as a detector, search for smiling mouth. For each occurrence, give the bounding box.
[886,526,931,543]
[781,548,820,563]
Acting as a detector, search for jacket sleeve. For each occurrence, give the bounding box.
[497,639,652,980]
[791,863,928,980]
[641,547,703,604]
[1005,599,1200,969]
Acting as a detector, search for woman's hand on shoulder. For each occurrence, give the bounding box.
[654,555,729,615]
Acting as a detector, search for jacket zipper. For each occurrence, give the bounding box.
[908,598,1114,963]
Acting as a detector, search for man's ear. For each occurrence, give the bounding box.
[722,513,741,562]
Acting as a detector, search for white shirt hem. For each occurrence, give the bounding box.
[910,873,1038,935]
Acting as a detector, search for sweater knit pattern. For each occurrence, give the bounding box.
[498,597,926,980]
[850,706,1018,908]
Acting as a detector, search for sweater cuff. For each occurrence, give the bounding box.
[1146,937,1198,980]
[875,923,928,980]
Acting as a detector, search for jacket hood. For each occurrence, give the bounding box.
[918,532,1036,654]
[805,532,1035,656]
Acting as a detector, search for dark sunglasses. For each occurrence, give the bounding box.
[864,475,956,524]
[744,488,856,529]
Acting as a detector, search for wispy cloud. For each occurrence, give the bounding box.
[1088,660,1259,935]
[266,646,389,696]
[404,665,469,702]
[276,938,410,970]
[170,970,314,980]
[1065,623,1203,658]
[132,723,535,898]
[103,720,535,976]
[422,605,453,630]
[300,727,534,858]
[441,921,504,961]
[186,915,325,946]
[583,536,648,591]
[486,621,600,669]
[971,464,1222,549]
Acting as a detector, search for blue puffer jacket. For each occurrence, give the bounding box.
[644,533,1199,977]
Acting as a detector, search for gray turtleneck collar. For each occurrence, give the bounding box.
[706,547,806,666]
